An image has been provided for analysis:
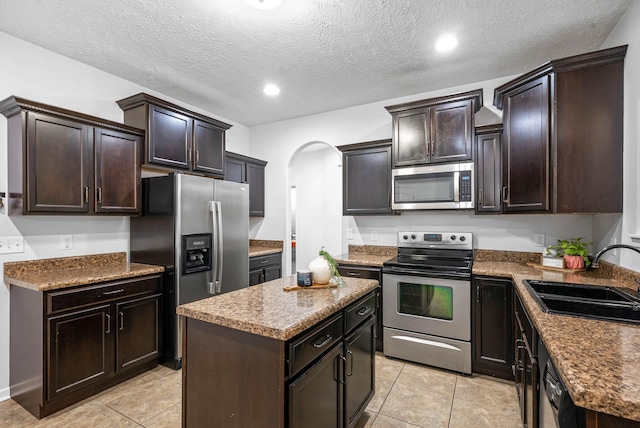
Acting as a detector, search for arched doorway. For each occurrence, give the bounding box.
[287,142,342,274]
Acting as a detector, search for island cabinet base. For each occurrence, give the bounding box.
[586,410,640,428]
[183,319,286,427]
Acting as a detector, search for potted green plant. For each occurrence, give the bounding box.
[546,238,591,269]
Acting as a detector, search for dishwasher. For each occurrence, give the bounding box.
[537,337,586,428]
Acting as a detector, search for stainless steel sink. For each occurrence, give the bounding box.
[523,280,640,325]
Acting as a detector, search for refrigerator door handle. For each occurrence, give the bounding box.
[209,201,218,295]
[210,201,224,295]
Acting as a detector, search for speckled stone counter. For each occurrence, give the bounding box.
[474,261,640,422]
[4,252,164,292]
[249,239,284,257]
[334,245,396,267]
[177,276,378,341]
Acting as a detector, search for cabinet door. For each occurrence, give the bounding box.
[47,305,112,399]
[502,76,550,213]
[249,268,263,286]
[193,119,225,176]
[94,127,141,214]
[393,108,430,166]
[26,112,91,213]
[289,343,343,428]
[475,132,502,213]
[344,317,375,428]
[225,156,246,183]
[246,161,265,217]
[115,294,160,371]
[343,145,392,215]
[472,277,514,380]
[264,264,281,283]
[148,104,191,169]
[525,348,538,428]
[431,100,473,163]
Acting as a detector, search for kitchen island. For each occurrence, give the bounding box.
[473,260,640,427]
[177,275,378,427]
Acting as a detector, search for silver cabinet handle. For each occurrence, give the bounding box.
[103,289,124,296]
[105,314,111,334]
[346,350,354,376]
[312,334,332,348]
[119,311,124,331]
[478,188,483,205]
[347,271,362,277]
[502,186,509,203]
[97,187,102,204]
[357,306,372,316]
[83,186,89,204]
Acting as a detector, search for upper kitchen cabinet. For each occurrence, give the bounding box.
[385,89,483,167]
[475,124,503,214]
[0,97,143,216]
[338,140,393,215]
[224,152,267,217]
[494,45,626,214]
[116,93,231,177]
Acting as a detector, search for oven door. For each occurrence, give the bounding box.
[383,273,470,341]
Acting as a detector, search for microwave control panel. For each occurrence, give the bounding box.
[459,171,472,202]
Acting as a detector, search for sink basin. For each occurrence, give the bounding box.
[523,280,640,325]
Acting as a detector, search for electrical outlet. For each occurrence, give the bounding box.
[0,236,25,254]
[346,228,353,240]
[534,233,546,247]
[370,231,378,241]
[61,235,73,250]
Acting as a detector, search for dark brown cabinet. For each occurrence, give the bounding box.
[338,265,383,352]
[385,90,483,167]
[475,125,503,214]
[338,140,392,215]
[514,290,538,428]
[225,152,268,217]
[472,276,514,380]
[344,316,375,428]
[0,97,143,216]
[249,252,282,285]
[117,93,231,177]
[494,45,626,214]
[10,274,161,419]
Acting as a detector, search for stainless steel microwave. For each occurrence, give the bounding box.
[392,162,474,210]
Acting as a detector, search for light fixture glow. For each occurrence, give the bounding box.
[435,34,458,52]
[263,84,280,96]
[243,0,283,10]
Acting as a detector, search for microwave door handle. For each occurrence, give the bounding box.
[453,171,460,202]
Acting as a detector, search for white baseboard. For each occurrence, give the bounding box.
[0,386,10,402]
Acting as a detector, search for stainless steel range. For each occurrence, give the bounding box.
[382,231,473,374]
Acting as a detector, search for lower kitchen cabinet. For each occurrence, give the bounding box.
[472,275,514,380]
[11,274,161,419]
[338,264,383,352]
[250,252,283,285]
[514,289,538,428]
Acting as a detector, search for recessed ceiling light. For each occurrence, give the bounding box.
[264,84,280,96]
[244,0,283,10]
[435,34,458,52]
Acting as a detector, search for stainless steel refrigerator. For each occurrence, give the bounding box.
[130,173,249,369]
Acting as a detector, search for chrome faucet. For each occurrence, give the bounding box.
[592,244,640,268]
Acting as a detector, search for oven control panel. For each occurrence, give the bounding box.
[397,231,473,249]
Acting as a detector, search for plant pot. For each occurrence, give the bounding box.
[564,255,585,270]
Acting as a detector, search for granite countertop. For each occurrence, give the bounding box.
[334,244,397,267]
[474,261,640,422]
[4,252,164,292]
[249,239,283,257]
[177,276,378,341]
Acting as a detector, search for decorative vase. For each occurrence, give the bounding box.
[564,255,584,270]
[308,256,332,284]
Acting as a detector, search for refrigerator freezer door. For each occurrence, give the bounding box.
[213,180,249,293]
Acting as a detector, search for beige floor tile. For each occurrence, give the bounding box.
[0,398,43,428]
[367,376,395,413]
[94,370,159,405]
[40,400,141,428]
[103,376,182,424]
[144,402,181,428]
[375,354,405,382]
[394,362,457,396]
[354,410,377,428]
[379,382,452,428]
[449,375,521,428]
[371,414,421,428]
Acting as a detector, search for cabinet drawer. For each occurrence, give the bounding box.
[345,293,376,334]
[47,275,161,315]
[337,266,381,281]
[249,253,281,270]
[288,313,343,377]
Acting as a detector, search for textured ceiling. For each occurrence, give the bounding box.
[0,0,632,126]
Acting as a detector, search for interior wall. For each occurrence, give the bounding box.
[0,31,250,399]
[593,0,640,270]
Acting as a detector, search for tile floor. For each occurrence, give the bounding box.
[0,354,522,427]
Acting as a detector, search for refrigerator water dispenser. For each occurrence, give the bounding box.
[182,233,212,274]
